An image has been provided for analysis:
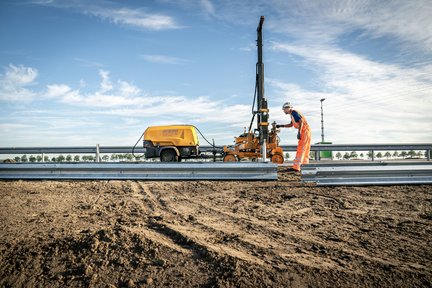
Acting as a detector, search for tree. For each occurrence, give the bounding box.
[44,156,50,162]
[36,155,43,162]
[57,155,65,162]
[21,155,28,162]
[285,152,290,159]
[14,156,20,162]
[400,151,408,158]
[74,155,80,162]
[335,152,342,160]
[102,155,110,162]
[367,151,374,159]
[51,156,57,162]
[126,154,134,161]
[66,155,73,162]
[384,152,391,159]
[360,153,364,159]
[343,152,350,160]
[376,152,383,159]
[111,154,118,161]
[408,150,416,158]
[350,151,358,159]
[29,155,37,163]
[309,152,315,160]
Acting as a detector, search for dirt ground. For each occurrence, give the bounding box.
[1,168,431,288]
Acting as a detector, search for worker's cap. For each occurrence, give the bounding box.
[282,102,292,109]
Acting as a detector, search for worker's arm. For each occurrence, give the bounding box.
[276,123,293,128]
[297,118,302,139]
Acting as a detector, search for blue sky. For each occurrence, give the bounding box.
[1,0,431,147]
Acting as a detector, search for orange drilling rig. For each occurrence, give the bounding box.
[222,16,284,164]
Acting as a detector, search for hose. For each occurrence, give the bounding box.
[192,125,224,149]
[248,63,259,133]
[132,132,145,159]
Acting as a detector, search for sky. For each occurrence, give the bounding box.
[1,0,431,147]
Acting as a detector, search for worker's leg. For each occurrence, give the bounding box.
[292,128,311,171]
[301,128,312,165]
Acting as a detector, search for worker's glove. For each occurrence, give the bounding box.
[276,124,281,128]
[297,132,301,140]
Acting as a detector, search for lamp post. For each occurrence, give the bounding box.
[320,98,326,143]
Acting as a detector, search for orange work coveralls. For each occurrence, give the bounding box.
[291,110,311,171]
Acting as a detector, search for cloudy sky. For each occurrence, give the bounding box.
[1,0,431,147]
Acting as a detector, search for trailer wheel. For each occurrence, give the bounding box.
[160,149,178,162]
[223,154,237,162]
[271,153,284,164]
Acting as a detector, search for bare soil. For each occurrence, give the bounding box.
[1,168,431,287]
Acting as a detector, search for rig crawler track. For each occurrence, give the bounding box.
[301,161,432,186]
[0,162,278,180]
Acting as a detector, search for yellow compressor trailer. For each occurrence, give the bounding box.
[143,125,200,162]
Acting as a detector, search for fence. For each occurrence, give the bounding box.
[0,143,431,162]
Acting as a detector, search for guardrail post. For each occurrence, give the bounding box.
[427,149,431,161]
[42,153,45,163]
[96,144,100,162]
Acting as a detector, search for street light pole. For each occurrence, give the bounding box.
[320,98,326,143]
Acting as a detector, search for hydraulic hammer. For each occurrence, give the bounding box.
[256,16,269,161]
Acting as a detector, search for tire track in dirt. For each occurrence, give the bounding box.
[128,181,344,271]
[124,181,271,267]
[161,197,360,272]
[139,180,432,277]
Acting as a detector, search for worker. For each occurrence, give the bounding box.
[276,102,312,172]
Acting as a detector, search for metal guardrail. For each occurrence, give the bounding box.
[1,143,430,158]
[301,162,432,186]
[0,162,278,180]
[0,146,145,155]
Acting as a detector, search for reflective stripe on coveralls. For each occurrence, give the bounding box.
[291,110,311,171]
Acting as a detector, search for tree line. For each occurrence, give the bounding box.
[332,150,427,160]
[11,153,143,163]
[8,150,428,163]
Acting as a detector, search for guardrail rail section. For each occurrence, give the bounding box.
[1,143,430,161]
[0,163,278,180]
[301,162,432,186]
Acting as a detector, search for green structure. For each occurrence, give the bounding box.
[319,142,333,159]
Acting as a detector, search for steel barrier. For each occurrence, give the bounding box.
[301,162,432,186]
[0,162,278,180]
[0,143,430,161]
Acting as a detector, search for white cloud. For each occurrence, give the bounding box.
[0,64,38,101]
[262,1,431,51]
[32,0,181,30]
[201,0,216,16]
[73,58,103,68]
[0,123,34,132]
[270,43,432,143]
[3,64,38,85]
[118,81,141,97]
[344,1,432,53]
[140,54,187,65]
[99,70,113,93]
[46,84,71,98]
[199,1,432,55]
[88,7,181,30]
